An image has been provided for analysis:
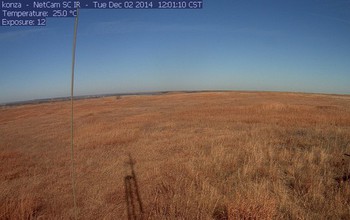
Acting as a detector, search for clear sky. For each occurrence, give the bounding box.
[1,0,350,103]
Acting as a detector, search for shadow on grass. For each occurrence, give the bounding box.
[212,205,228,220]
[334,153,350,186]
[125,153,144,220]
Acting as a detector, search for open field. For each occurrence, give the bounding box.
[1,91,350,219]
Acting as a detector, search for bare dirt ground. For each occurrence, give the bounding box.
[1,91,350,219]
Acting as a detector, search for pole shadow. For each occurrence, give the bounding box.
[125,153,144,220]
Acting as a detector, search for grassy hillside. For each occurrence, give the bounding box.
[1,92,350,219]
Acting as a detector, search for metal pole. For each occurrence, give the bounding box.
[70,7,79,220]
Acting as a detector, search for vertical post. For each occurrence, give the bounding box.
[70,7,79,220]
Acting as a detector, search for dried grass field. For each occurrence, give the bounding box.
[1,91,350,219]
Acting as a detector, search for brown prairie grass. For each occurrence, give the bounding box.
[1,91,350,219]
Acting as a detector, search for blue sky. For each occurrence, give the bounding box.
[1,0,350,103]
